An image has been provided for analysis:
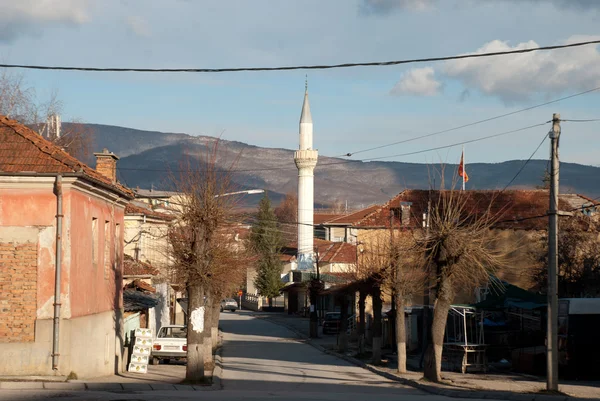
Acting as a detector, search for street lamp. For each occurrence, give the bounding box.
[214,189,264,198]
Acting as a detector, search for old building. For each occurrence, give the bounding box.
[0,116,133,378]
[351,189,599,293]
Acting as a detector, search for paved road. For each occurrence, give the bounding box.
[218,311,483,400]
[0,312,486,401]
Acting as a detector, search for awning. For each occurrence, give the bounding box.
[123,289,159,312]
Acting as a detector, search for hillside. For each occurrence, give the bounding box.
[73,123,600,208]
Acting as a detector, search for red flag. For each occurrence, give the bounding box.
[458,151,469,183]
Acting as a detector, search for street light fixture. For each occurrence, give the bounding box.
[214,189,264,198]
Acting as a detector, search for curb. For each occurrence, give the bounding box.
[1,341,224,393]
[211,331,224,391]
[257,315,599,401]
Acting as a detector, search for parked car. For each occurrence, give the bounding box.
[221,298,238,312]
[322,312,342,334]
[151,325,187,365]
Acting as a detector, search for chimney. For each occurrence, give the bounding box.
[94,148,119,183]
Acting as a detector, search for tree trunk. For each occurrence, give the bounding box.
[423,277,453,382]
[358,291,366,355]
[395,289,407,373]
[338,295,349,353]
[186,284,205,381]
[268,297,273,307]
[203,291,214,367]
[372,285,382,365]
[211,304,220,352]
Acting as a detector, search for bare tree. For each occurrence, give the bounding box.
[418,189,507,382]
[0,68,93,159]
[535,215,600,298]
[387,234,424,374]
[274,191,298,243]
[354,236,389,364]
[168,139,240,382]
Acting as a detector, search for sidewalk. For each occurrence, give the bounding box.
[255,311,600,401]
[0,336,224,392]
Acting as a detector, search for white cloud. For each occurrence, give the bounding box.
[360,0,600,15]
[359,0,435,15]
[126,16,151,38]
[0,0,89,42]
[442,36,600,102]
[391,67,442,96]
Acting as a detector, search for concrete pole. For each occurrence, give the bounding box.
[547,113,560,391]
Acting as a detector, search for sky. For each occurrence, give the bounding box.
[1,0,599,166]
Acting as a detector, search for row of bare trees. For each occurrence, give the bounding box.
[168,142,247,382]
[345,187,510,382]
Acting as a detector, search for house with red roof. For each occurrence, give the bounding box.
[348,189,599,293]
[0,115,134,378]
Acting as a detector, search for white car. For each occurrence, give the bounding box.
[151,325,187,365]
[220,298,238,312]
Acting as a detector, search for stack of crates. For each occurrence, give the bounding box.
[128,328,153,373]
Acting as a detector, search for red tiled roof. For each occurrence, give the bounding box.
[125,202,175,221]
[356,189,594,231]
[324,205,381,225]
[0,115,133,198]
[123,255,158,276]
[125,279,156,293]
[280,239,357,264]
[314,213,346,225]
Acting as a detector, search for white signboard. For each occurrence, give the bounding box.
[128,328,153,374]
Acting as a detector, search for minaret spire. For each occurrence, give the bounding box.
[294,80,318,271]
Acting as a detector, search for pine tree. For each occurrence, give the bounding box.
[250,194,284,306]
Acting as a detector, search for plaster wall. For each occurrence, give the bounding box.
[0,310,116,378]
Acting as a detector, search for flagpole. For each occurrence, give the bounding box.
[462,146,465,191]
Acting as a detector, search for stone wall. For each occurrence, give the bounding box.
[0,241,37,343]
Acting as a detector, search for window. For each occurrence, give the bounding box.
[104,221,111,279]
[92,218,98,268]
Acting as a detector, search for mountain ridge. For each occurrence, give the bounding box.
[70,123,600,207]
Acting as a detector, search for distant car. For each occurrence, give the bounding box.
[151,325,187,365]
[221,298,238,312]
[322,312,342,334]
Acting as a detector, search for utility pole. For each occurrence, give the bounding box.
[420,195,432,369]
[547,113,560,392]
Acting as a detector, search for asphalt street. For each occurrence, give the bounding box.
[0,312,486,401]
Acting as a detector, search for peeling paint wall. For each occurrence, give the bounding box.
[0,177,127,377]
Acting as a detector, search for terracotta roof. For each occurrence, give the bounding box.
[125,202,176,221]
[280,239,357,264]
[314,213,346,225]
[356,189,596,231]
[0,115,133,198]
[125,279,156,293]
[123,255,158,276]
[323,205,380,225]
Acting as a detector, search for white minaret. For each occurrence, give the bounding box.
[294,80,318,270]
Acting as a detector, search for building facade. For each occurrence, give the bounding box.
[0,116,133,378]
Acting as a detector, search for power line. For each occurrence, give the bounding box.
[500,133,548,192]
[1,40,599,74]
[341,86,600,157]
[561,118,600,122]
[360,122,547,162]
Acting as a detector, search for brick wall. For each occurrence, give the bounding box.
[0,242,37,343]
